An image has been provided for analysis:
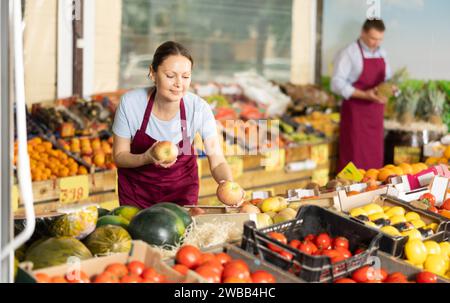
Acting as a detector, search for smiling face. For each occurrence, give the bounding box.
[150,55,192,102]
[361,28,384,50]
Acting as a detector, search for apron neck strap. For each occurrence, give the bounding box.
[140,89,190,144]
[357,40,366,59]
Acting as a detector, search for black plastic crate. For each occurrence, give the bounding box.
[344,196,448,257]
[241,205,382,283]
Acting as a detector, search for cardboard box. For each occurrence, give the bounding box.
[28,241,201,283]
[334,187,389,212]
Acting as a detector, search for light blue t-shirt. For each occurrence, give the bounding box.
[113,88,218,144]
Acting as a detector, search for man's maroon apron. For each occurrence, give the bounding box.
[338,40,386,171]
[118,90,199,208]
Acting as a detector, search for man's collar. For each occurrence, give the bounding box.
[359,38,380,53]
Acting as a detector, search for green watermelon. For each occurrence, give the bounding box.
[109,206,140,222]
[128,207,185,247]
[150,203,193,229]
[25,237,92,270]
[97,208,110,218]
[96,215,130,229]
[84,225,132,256]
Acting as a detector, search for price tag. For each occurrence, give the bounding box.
[337,162,363,182]
[262,148,285,172]
[311,144,329,165]
[59,175,89,204]
[12,185,19,212]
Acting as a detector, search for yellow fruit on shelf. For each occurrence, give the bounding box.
[444,146,450,159]
[362,204,384,216]
[260,197,280,213]
[398,163,413,175]
[380,226,401,237]
[378,169,394,182]
[438,158,449,165]
[424,255,448,276]
[382,206,391,213]
[350,208,368,218]
[384,164,396,170]
[401,229,422,241]
[410,220,426,229]
[426,223,439,232]
[365,169,379,181]
[386,206,406,218]
[390,215,407,225]
[392,167,404,176]
[405,239,428,265]
[369,213,389,222]
[424,241,441,255]
[411,163,423,175]
[439,242,450,258]
[405,212,421,222]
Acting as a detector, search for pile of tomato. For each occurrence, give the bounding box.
[174,245,276,283]
[34,261,167,283]
[335,266,438,283]
[266,232,365,264]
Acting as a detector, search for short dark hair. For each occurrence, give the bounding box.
[151,41,194,72]
[362,19,386,32]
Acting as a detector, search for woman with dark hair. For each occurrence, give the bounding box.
[113,41,238,208]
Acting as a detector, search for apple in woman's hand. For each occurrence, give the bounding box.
[217,181,245,206]
[151,141,178,164]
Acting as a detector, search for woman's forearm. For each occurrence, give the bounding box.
[114,151,151,168]
[211,162,233,184]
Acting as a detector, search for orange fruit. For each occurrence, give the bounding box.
[411,163,423,175]
[399,163,413,175]
[392,167,404,176]
[444,146,450,159]
[359,169,366,176]
[425,157,439,166]
[378,169,394,182]
[384,164,396,170]
[78,166,88,175]
[365,169,379,180]
[438,158,448,165]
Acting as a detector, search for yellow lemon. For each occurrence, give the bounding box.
[405,212,421,222]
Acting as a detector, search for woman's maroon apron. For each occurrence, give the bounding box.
[118,90,199,208]
[338,40,386,171]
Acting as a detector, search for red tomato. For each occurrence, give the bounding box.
[335,247,352,259]
[334,278,357,283]
[127,261,145,276]
[251,270,276,283]
[315,233,332,250]
[65,270,90,283]
[222,262,251,281]
[289,239,302,249]
[50,276,68,283]
[416,271,437,283]
[93,272,119,283]
[105,263,128,279]
[142,274,166,283]
[198,253,216,265]
[226,259,250,272]
[195,265,221,283]
[322,249,345,264]
[175,245,202,269]
[304,234,316,242]
[420,193,436,207]
[35,273,51,283]
[333,237,349,250]
[201,260,224,275]
[267,232,288,252]
[298,242,317,255]
[279,250,294,260]
[384,272,408,283]
[354,248,365,255]
[120,274,143,283]
[442,198,450,211]
[141,267,164,282]
[215,252,232,265]
[428,206,439,214]
[172,264,189,276]
[351,266,376,283]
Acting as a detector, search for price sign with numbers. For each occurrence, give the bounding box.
[59,175,89,204]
